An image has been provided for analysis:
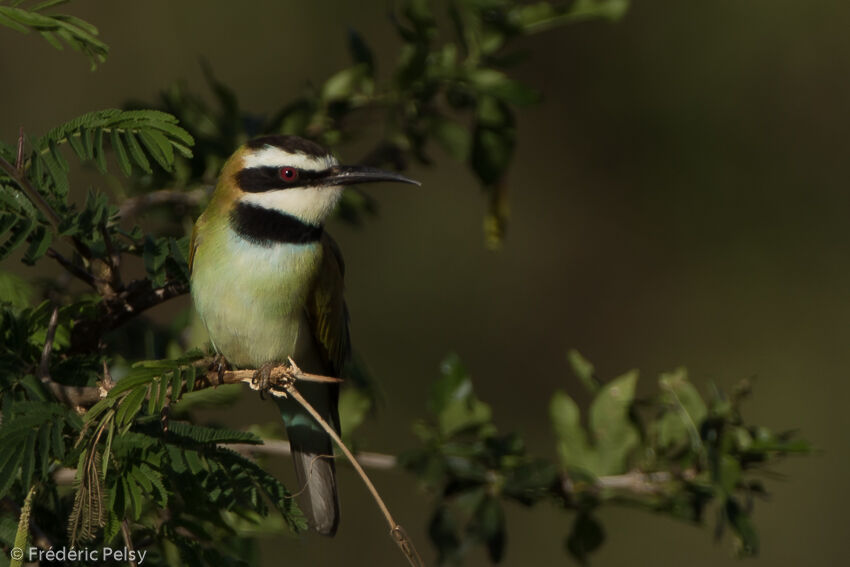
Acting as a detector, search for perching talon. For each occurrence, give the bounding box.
[209,354,230,386]
[252,362,276,400]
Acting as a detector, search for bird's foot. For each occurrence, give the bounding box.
[208,354,230,386]
[252,362,276,400]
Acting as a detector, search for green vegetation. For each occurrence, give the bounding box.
[0,1,808,565]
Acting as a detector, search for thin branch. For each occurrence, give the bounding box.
[231,439,398,470]
[252,358,424,567]
[117,187,207,220]
[0,154,61,229]
[69,278,189,353]
[121,520,139,567]
[45,247,97,289]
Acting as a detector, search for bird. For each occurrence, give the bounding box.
[188,134,419,535]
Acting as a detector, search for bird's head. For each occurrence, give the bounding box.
[215,135,419,229]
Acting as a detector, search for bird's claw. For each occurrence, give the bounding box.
[209,354,230,386]
[252,362,276,400]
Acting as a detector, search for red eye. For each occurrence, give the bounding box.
[279,167,299,182]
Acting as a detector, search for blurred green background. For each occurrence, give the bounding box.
[1,1,847,565]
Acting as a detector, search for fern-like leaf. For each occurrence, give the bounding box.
[0,1,109,69]
[28,109,194,204]
[0,183,46,262]
[167,421,262,446]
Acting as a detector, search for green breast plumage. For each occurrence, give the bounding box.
[190,210,324,368]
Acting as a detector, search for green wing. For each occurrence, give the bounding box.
[306,234,351,377]
[187,211,205,276]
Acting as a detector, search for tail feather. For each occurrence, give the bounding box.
[279,378,341,535]
[289,433,339,536]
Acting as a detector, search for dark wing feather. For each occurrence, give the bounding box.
[306,234,351,377]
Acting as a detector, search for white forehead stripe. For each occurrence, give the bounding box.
[242,146,337,171]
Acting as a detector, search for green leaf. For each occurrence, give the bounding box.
[0,271,33,308]
[429,505,461,564]
[115,386,147,430]
[717,454,741,495]
[166,421,261,445]
[588,370,639,475]
[568,349,600,394]
[566,512,605,564]
[138,130,169,171]
[111,130,132,176]
[657,367,707,450]
[430,355,493,437]
[550,391,592,473]
[431,117,470,161]
[322,65,371,101]
[143,236,168,287]
[0,448,24,499]
[469,69,539,105]
[123,131,151,173]
[93,127,107,172]
[471,96,515,186]
[338,387,372,440]
[19,431,37,490]
[726,497,759,557]
[347,28,374,74]
[66,131,86,159]
[34,109,193,177]
[22,224,52,265]
[514,0,629,35]
[468,496,506,562]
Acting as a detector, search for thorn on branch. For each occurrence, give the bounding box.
[15,127,24,173]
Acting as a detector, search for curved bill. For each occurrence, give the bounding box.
[319,165,421,187]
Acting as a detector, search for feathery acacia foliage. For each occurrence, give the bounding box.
[0,1,810,566]
[0,0,108,69]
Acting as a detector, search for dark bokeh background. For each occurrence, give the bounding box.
[2,1,847,565]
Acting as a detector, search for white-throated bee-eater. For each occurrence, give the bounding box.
[189,135,419,535]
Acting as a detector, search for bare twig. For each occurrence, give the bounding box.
[69,278,189,353]
[45,247,97,289]
[0,154,62,229]
[243,358,424,567]
[231,439,398,470]
[118,187,208,220]
[36,306,108,408]
[121,520,139,567]
[562,469,698,498]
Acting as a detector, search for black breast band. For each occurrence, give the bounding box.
[230,202,323,246]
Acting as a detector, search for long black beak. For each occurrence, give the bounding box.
[319,165,421,187]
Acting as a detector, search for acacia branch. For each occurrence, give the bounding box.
[69,278,189,353]
[0,154,62,229]
[117,187,208,220]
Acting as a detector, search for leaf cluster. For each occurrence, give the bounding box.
[126,0,629,246]
[402,352,810,564]
[0,0,108,69]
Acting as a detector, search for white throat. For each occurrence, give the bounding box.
[239,186,343,226]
